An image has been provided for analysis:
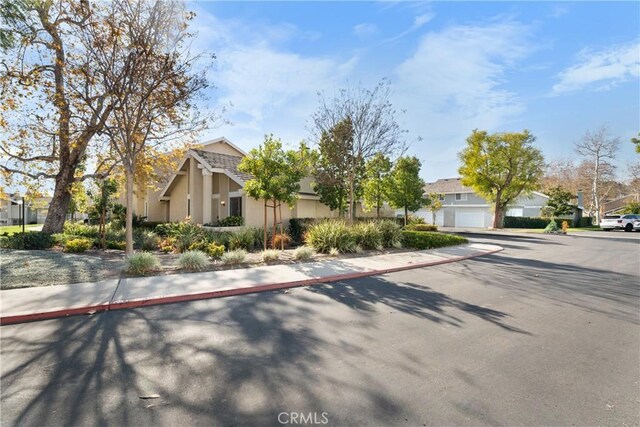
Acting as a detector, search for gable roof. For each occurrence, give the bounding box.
[423,178,474,194]
[191,149,253,183]
[200,137,247,156]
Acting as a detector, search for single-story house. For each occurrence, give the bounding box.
[0,193,51,225]
[131,137,394,226]
[409,178,549,228]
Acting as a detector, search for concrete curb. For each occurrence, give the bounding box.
[1,246,503,326]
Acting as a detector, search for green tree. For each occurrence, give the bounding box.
[362,153,392,218]
[458,129,545,229]
[311,79,410,221]
[312,119,353,217]
[387,156,426,226]
[621,202,640,214]
[541,186,574,219]
[68,181,89,221]
[632,132,640,154]
[239,136,312,250]
[426,193,443,225]
[87,179,118,249]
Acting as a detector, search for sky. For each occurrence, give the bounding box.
[189,0,640,183]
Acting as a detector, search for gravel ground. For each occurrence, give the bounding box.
[1,249,125,289]
[1,247,412,289]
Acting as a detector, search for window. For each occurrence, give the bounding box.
[230,196,242,217]
[438,194,445,201]
[455,193,467,201]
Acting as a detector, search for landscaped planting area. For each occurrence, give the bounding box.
[0,217,468,289]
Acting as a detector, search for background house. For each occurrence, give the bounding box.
[0,193,51,225]
[408,178,549,228]
[132,137,393,226]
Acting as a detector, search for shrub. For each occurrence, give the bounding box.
[228,228,255,250]
[63,238,93,253]
[503,216,574,229]
[205,216,244,227]
[293,246,315,261]
[63,222,100,238]
[134,230,160,251]
[576,217,594,227]
[401,231,468,250]
[156,221,204,238]
[126,252,160,275]
[304,220,356,253]
[408,215,426,226]
[272,232,292,249]
[177,250,209,271]
[203,229,231,248]
[378,220,403,248]
[53,233,96,247]
[206,242,225,258]
[406,223,438,232]
[106,240,126,250]
[136,221,163,231]
[543,220,559,233]
[352,222,382,250]
[0,231,55,250]
[261,249,280,262]
[221,249,247,265]
[105,226,125,242]
[158,237,175,253]
[249,227,268,250]
[289,218,316,244]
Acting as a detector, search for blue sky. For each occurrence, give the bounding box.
[192,1,639,182]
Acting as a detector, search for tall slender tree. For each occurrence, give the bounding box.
[575,126,620,224]
[239,136,312,250]
[386,156,426,226]
[362,153,392,218]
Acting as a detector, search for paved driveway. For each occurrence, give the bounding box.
[1,233,638,426]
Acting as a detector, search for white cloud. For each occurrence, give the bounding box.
[353,23,378,38]
[384,10,435,43]
[190,7,356,148]
[392,20,534,178]
[552,41,640,94]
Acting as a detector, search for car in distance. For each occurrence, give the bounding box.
[600,214,640,232]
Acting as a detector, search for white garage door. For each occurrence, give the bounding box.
[455,210,485,228]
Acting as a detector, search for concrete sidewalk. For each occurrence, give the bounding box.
[0,243,502,325]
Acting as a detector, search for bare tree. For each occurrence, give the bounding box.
[92,0,214,254]
[575,126,620,224]
[310,79,410,221]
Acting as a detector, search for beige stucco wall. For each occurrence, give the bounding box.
[169,175,188,221]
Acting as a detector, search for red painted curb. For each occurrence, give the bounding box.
[1,246,502,325]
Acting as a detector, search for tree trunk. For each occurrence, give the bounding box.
[272,198,277,249]
[404,206,408,226]
[279,203,284,250]
[492,190,504,228]
[125,167,135,255]
[263,200,267,251]
[41,167,75,233]
[592,157,600,224]
[348,170,355,224]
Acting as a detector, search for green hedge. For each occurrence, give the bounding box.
[405,223,438,232]
[504,216,573,229]
[0,231,55,250]
[401,231,468,250]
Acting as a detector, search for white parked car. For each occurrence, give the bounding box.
[633,219,640,231]
[600,214,640,232]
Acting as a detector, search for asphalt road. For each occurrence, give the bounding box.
[1,233,639,426]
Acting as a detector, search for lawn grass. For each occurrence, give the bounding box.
[0,224,43,235]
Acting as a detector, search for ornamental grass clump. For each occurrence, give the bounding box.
[126,252,160,275]
[293,246,315,261]
[261,249,280,263]
[352,221,383,250]
[177,250,209,271]
[304,220,356,253]
[378,219,403,248]
[221,249,247,265]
